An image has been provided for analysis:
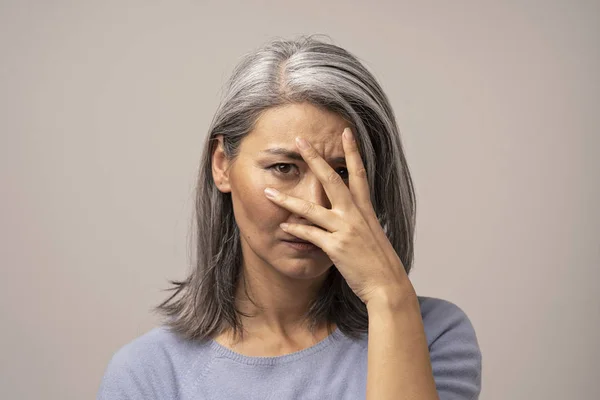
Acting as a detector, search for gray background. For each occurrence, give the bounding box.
[1,1,598,399]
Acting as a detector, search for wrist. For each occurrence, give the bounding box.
[365,281,419,313]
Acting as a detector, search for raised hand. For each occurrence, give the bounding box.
[264,127,414,305]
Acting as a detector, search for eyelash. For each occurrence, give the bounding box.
[267,163,349,180]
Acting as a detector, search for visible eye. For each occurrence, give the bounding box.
[337,167,349,180]
[268,163,299,177]
[267,163,349,181]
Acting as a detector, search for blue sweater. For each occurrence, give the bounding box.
[98,296,482,399]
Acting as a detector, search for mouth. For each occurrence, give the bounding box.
[282,239,320,252]
[282,239,312,244]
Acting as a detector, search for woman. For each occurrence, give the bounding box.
[98,35,482,400]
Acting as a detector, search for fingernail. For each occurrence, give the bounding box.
[296,137,309,150]
[264,188,279,198]
[343,128,354,141]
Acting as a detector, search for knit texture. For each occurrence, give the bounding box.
[98,296,482,399]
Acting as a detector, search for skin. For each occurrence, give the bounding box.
[211,102,349,354]
[212,101,438,398]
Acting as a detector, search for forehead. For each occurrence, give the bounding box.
[244,102,349,151]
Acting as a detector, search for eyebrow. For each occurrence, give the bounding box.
[260,148,346,164]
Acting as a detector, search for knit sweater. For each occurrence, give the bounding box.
[97,296,482,399]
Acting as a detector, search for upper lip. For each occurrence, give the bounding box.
[282,238,311,243]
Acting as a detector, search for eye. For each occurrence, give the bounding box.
[337,167,349,180]
[268,163,298,177]
[267,163,350,181]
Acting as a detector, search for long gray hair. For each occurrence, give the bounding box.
[156,35,416,342]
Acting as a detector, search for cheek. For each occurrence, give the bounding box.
[232,171,289,230]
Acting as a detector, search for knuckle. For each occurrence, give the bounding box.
[355,167,368,179]
[335,224,353,244]
[326,169,344,185]
[365,207,378,221]
[359,201,376,216]
[347,145,359,154]
[305,149,320,161]
[331,239,345,254]
[300,201,316,215]
[347,223,361,237]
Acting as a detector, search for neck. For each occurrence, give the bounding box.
[233,262,330,337]
[213,235,337,346]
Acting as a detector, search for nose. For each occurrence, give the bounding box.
[296,175,331,212]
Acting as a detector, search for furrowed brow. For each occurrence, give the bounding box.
[261,147,346,164]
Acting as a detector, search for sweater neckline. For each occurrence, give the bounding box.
[207,327,345,366]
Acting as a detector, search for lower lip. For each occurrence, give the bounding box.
[283,240,320,252]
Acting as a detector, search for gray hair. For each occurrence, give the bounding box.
[156,34,416,342]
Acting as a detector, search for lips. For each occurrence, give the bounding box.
[282,239,312,244]
[282,239,320,252]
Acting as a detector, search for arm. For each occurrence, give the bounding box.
[366,286,439,400]
[260,132,482,397]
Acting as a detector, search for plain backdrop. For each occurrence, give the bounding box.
[1,1,598,399]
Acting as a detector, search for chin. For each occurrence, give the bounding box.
[276,259,332,281]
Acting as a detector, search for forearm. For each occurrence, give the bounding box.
[366,288,439,400]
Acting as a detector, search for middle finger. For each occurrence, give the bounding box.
[295,136,353,210]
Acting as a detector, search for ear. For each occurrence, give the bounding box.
[211,135,232,193]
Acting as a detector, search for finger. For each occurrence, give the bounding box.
[264,187,340,232]
[341,128,398,265]
[279,222,330,251]
[295,136,353,210]
[342,127,374,217]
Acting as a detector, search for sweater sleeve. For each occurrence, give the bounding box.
[420,297,483,400]
[96,333,179,400]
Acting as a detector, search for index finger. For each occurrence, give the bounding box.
[295,136,353,210]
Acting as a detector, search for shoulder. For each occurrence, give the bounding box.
[97,326,210,400]
[417,296,478,344]
[417,296,483,399]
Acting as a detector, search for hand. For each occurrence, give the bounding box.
[263,127,413,305]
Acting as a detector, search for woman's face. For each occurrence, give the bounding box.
[212,102,351,281]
